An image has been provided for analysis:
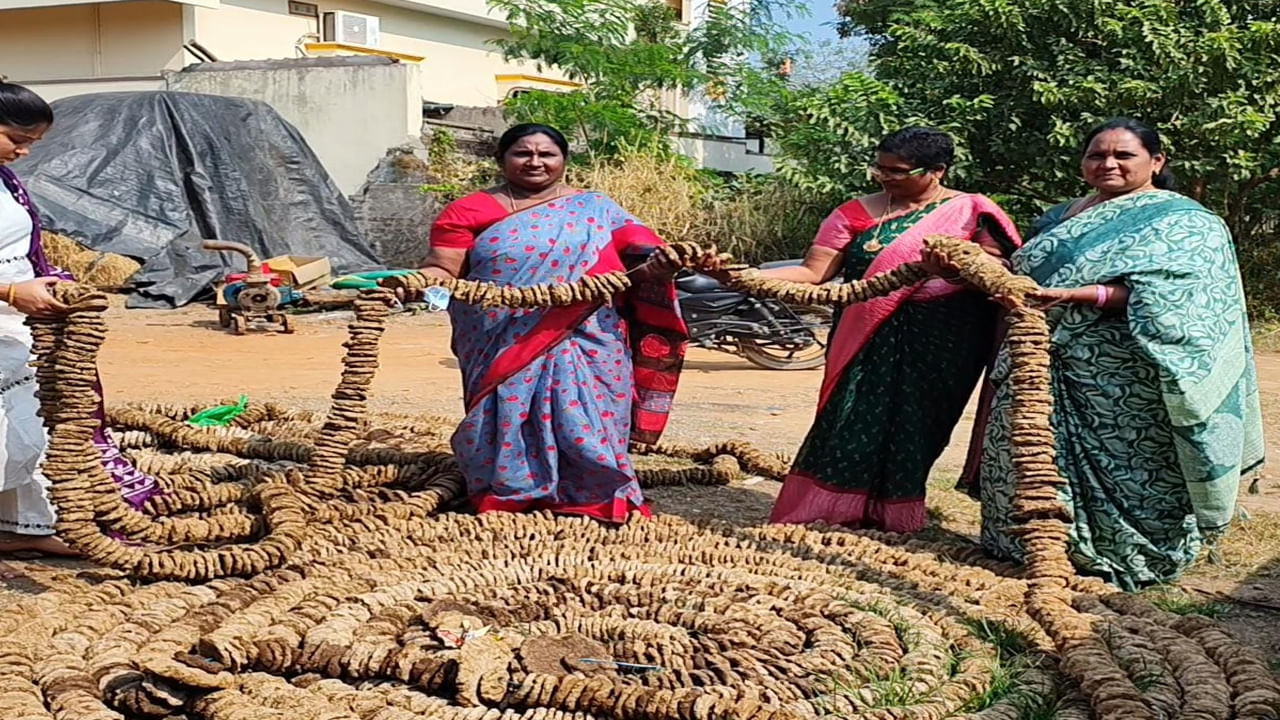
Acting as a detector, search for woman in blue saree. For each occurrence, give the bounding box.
[948,118,1263,590]
[412,124,718,522]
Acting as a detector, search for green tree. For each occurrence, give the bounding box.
[488,0,801,159]
[786,37,872,88]
[774,0,1280,239]
[764,71,907,201]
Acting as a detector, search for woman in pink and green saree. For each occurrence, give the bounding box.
[761,128,1022,533]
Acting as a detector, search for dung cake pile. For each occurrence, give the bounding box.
[0,239,1276,720]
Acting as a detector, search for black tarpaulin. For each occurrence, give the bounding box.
[12,91,381,307]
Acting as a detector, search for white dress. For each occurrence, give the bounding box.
[0,187,55,536]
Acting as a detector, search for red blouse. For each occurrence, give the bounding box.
[429,192,516,251]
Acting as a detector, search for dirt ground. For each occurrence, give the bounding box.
[25,302,1280,665]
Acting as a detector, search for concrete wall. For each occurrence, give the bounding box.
[349,145,443,267]
[676,134,774,174]
[0,1,184,83]
[382,0,502,25]
[167,57,423,195]
[16,77,167,103]
[187,0,558,106]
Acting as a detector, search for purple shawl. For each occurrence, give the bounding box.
[0,166,158,508]
[0,167,67,280]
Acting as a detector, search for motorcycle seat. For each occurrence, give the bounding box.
[678,292,745,313]
[675,272,724,294]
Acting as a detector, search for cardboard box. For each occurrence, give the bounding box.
[261,255,333,290]
[213,256,331,305]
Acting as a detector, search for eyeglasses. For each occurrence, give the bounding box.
[868,163,929,180]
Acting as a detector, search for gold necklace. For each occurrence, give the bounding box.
[863,186,947,253]
[502,183,566,213]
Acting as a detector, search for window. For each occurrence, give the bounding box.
[288,1,319,18]
[665,0,684,21]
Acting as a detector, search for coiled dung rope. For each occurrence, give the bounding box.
[5,238,1276,720]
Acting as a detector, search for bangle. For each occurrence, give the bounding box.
[1094,284,1110,308]
[5,285,13,306]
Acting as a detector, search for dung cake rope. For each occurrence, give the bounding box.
[379,242,734,307]
[27,284,779,581]
[5,239,1277,720]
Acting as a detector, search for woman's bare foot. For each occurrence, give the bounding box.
[0,532,78,557]
[0,560,30,579]
[0,533,78,580]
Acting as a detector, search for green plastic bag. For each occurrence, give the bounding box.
[188,395,249,428]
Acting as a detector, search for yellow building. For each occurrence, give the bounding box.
[0,0,588,106]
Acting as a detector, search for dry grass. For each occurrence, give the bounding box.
[569,152,712,244]
[42,231,140,288]
[569,151,828,263]
[920,469,1280,587]
[1186,508,1280,584]
[1253,322,1280,353]
[921,472,982,541]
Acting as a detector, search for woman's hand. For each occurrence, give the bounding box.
[1029,286,1093,309]
[641,249,684,280]
[686,244,737,284]
[637,244,737,284]
[1030,284,1129,312]
[395,257,462,305]
[918,248,962,279]
[636,243,711,281]
[689,244,730,273]
[4,279,68,318]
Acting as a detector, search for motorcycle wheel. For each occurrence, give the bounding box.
[738,304,833,370]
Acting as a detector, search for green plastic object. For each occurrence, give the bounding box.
[188,395,249,428]
[331,276,377,290]
[331,270,414,290]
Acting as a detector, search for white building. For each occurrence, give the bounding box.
[0,0,771,179]
[0,0,568,104]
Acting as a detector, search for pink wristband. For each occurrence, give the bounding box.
[1094,284,1109,308]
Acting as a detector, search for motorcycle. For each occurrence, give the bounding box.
[675,260,833,370]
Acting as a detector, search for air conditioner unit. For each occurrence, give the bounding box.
[323,11,381,47]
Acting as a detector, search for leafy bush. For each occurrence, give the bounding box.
[757,0,1280,312]
[490,0,800,160]
[419,129,498,202]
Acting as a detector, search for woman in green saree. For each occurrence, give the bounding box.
[953,118,1263,591]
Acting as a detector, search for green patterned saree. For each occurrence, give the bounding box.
[974,190,1263,590]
